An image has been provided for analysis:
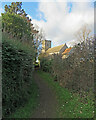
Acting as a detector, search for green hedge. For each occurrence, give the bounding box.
[40,42,94,94]
[2,34,36,117]
[40,57,53,73]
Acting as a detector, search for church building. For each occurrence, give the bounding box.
[42,40,68,56]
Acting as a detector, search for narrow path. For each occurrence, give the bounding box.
[32,71,58,118]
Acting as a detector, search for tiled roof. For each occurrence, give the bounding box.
[46,44,66,53]
[62,47,72,55]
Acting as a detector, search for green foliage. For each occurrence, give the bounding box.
[37,71,94,118]
[40,57,53,73]
[1,2,42,118]
[40,40,94,93]
[2,2,42,62]
[2,13,31,40]
[34,62,39,68]
[4,2,27,16]
[2,34,36,117]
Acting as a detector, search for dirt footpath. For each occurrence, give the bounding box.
[32,71,58,118]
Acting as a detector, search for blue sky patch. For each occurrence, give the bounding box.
[67,2,72,13]
[2,2,47,22]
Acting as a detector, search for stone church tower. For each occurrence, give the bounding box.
[42,40,51,53]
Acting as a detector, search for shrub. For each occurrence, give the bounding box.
[40,57,53,73]
[52,45,94,92]
[40,40,94,94]
[2,34,36,117]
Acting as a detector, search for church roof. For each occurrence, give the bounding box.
[46,44,66,53]
[62,47,72,55]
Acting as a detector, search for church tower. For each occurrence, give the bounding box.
[42,40,51,53]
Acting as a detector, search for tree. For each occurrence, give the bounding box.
[2,2,45,62]
[74,24,94,60]
[4,2,27,16]
[33,26,45,60]
[75,24,92,43]
[2,13,32,41]
[2,2,39,43]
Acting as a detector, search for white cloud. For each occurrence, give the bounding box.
[31,1,94,47]
[0,8,4,16]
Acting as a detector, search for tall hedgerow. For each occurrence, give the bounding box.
[2,2,42,117]
[40,38,94,94]
[2,33,36,117]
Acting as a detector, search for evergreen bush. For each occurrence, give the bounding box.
[2,34,35,117]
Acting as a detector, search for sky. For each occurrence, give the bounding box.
[1,1,95,47]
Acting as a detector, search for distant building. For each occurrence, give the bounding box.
[42,40,51,53]
[42,40,68,56]
[62,47,72,59]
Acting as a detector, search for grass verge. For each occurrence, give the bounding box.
[37,70,94,118]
